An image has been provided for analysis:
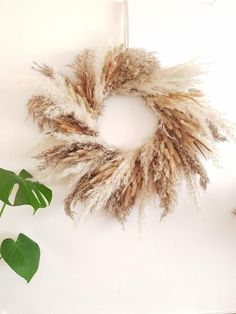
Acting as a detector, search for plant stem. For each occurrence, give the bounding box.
[0,203,7,218]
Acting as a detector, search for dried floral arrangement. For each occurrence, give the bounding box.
[27,45,233,222]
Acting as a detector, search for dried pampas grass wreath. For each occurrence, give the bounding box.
[27,45,233,222]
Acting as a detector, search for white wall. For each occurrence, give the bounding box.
[1,0,236,313]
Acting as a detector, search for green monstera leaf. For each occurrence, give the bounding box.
[0,233,40,282]
[0,168,52,282]
[0,168,52,217]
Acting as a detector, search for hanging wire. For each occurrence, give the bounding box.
[123,0,129,48]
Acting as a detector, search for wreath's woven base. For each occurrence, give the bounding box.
[27,45,233,222]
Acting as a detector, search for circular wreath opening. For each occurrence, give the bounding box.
[97,94,158,150]
[27,45,232,223]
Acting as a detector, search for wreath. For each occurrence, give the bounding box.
[27,45,232,222]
